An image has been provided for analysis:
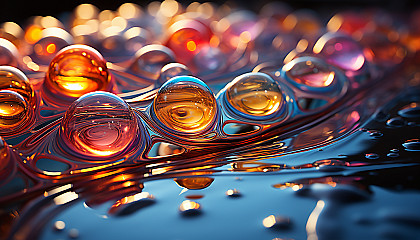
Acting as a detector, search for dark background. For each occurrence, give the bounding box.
[2,0,420,25]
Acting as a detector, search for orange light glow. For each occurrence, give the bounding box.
[186,40,196,51]
[25,26,42,44]
[46,43,56,54]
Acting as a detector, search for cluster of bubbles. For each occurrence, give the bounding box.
[0,1,418,174]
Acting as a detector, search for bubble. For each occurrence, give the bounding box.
[157,63,191,86]
[226,189,241,197]
[61,91,138,157]
[398,103,420,118]
[46,45,110,98]
[390,149,399,153]
[0,90,28,129]
[368,130,383,138]
[179,200,201,216]
[166,19,212,61]
[386,117,405,127]
[402,139,420,151]
[0,38,19,67]
[0,66,34,103]
[31,28,73,65]
[153,76,217,133]
[225,73,284,119]
[174,177,214,190]
[313,32,367,73]
[387,153,399,157]
[130,44,175,79]
[365,153,380,160]
[283,57,338,88]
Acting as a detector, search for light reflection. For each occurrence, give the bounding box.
[53,191,79,205]
[306,200,325,240]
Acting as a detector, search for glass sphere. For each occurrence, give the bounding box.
[314,33,366,72]
[0,38,19,67]
[0,90,28,128]
[153,76,217,133]
[61,91,138,157]
[0,66,34,103]
[157,63,191,86]
[166,19,212,62]
[46,45,110,98]
[131,44,176,79]
[283,57,337,88]
[31,28,73,65]
[226,73,284,118]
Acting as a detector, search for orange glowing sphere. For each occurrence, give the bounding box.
[0,66,34,103]
[46,45,110,98]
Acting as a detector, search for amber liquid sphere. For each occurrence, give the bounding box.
[61,92,138,157]
[46,45,110,98]
[0,90,28,128]
[153,76,217,133]
[226,73,284,117]
[0,66,34,103]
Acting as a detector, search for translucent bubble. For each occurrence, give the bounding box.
[402,139,420,151]
[157,63,191,86]
[179,200,201,216]
[314,33,366,72]
[225,73,284,118]
[398,103,420,118]
[130,44,175,79]
[31,28,73,65]
[0,90,28,128]
[153,76,217,133]
[386,117,405,127]
[0,66,34,103]
[61,91,138,157]
[0,38,19,67]
[365,153,380,160]
[283,57,337,88]
[46,45,110,98]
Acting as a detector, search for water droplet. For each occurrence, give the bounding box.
[225,73,284,119]
[130,44,175,79]
[0,66,34,103]
[402,139,420,151]
[368,130,383,138]
[108,192,155,216]
[31,28,73,65]
[46,45,110,98]
[398,103,420,118]
[387,153,399,158]
[313,159,349,172]
[390,149,399,153]
[386,117,405,127]
[262,215,292,229]
[226,189,241,197]
[0,38,19,67]
[0,90,28,129]
[61,91,138,157]
[283,57,338,88]
[179,200,201,216]
[314,32,366,72]
[68,228,79,239]
[365,153,380,160]
[157,63,191,86]
[53,220,66,231]
[174,177,214,190]
[153,76,217,133]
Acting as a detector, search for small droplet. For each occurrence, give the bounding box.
[386,117,405,127]
[53,220,66,231]
[174,177,214,190]
[68,228,79,239]
[390,149,399,153]
[154,76,217,133]
[46,45,110,98]
[225,72,284,118]
[398,103,420,118]
[313,159,349,172]
[179,200,201,216]
[387,153,399,158]
[365,153,380,160]
[402,139,420,151]
[226,189,241,198]
[368,130,383,138]
[263,215,292,229]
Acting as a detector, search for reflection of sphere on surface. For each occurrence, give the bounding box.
[131,44,175,79]
[226,73,284,117]
[0,38,19,67]
[31,28,73,65]
[157,63,191,86]
[61,91,138,157]
[0,66,34,103]
[314,33,366,72]
[46,45,110,98]
[154,76,217,133]
[283,57,337,88]
[0,90,28,128]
